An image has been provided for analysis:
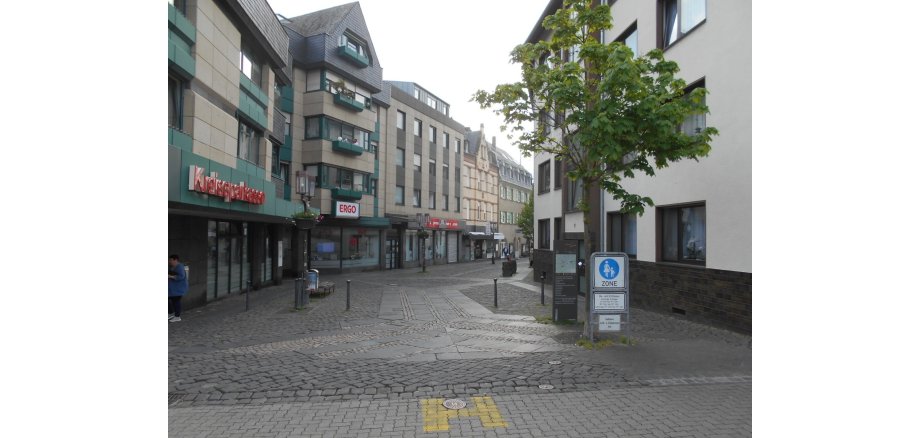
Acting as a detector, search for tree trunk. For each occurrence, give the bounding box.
[581,178,596,338]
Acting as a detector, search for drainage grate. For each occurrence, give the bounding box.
[443,399,467,410]
[538,384,554,390]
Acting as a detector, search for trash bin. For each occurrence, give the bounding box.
[502,260,515,277]
[307,269,319,293]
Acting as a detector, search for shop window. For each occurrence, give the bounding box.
[342,229,379,268]
[311,226,342,269]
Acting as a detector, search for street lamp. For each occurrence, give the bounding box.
[295,171,316,276]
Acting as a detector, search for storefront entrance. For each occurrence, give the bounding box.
[385,237,400,270]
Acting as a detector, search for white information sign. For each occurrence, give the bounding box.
[594,292,626,311]
[598,314,621,331]
[593,255,627,290]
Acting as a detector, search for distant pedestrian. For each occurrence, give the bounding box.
[169,254,188,322]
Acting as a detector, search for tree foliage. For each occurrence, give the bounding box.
[472,0,717,217]
[517,192,535,245]
[473,0,716,336]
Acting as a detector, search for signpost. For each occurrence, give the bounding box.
[589,252,630,342]
[552,240,579,321]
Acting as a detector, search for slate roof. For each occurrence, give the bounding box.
[283,2,357,37]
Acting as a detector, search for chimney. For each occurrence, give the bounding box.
[480,123,484,131]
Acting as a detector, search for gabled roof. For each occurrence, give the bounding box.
[283,2,357,38]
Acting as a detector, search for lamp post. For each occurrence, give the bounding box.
[295,171,316,277]
[416,213,430,272]
[489,221,498,264]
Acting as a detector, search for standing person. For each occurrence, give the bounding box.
[169,255,188,322]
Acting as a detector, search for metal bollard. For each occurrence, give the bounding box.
[540,272,546,306]
[493,278,498,308]
[245,280,251,311]
[294,278,304,309]
[346,280,351,310]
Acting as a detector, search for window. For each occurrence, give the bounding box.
[455,138,461,153]
[553,158,562,189]
[659,203,706,264]
[500,212,506,224]
[239,45,262,85]
[237,120,262,166]
[396,148,405,167]
[395,185,405,205]
[455,197,460,213]
[429,191,436,210]
[554,217,562,242]
[464,199,470,219]
[443,164,449,180]
[501,185,506,199]
[443,132,449,149]
[414,119,422,137]
[317,165,371,193]
[413,189,421,207]
[567,177,583,211]
[464,140,470,153]
[538,160,551,194]
[340,33,369,61]
[305,116,321,139]
[442,194,448,211]
[168,75,184,130]
[396,110,406,130]
[455,167,460,183]
[282,112,292,137]
[429,125,437,143]
[429,159,436,176]
[609,213,638,257]
[616,22,639,57]
[413,153,422,172]
[271,144,281,177]
[680,79,707,135]
[414,89,420,99]
[538,219,550,249]
[662,0,706,48]
[426,95,437,109]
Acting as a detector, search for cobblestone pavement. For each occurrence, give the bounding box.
[169,258,751,436]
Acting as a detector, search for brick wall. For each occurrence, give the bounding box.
[629,260,751,335]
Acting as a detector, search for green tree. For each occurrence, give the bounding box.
[473,0,716,334]
[517,192,534,250]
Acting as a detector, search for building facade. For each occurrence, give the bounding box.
[495,146,533,257]
[383,82,467,268]
[528,0,752,334]
[168,0,298,307]
[463,127,500,260]
[280,2,389,274]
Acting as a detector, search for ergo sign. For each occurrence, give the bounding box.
[335,201,360,218]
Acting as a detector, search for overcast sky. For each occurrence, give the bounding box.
[266,0,546,173]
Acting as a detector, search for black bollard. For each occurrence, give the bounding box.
[245,280,251,311]
[493,278,498,307]
[540,272,546,306]
[346,280,351,310]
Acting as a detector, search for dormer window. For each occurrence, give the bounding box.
[338,32,370,67]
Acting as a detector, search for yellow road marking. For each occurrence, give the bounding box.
[421,396,508,432]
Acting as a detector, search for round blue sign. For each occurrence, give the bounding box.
[599,259,619,280]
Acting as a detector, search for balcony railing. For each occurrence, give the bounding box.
[337,45,370,67]
[332,139,364,156]
[333,92,367,112]
[330,187,363,200]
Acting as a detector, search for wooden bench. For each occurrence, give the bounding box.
[310,281,335,297]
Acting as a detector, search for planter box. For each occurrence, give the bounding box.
[294,218,316,230]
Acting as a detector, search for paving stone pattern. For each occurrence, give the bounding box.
[169,259,751,436]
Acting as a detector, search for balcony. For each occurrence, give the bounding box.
[337,45,370,68]
[332,139,364,156]
[330,188,363,201]
[333,92,366,112]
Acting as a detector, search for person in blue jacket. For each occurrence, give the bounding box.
[168,254,188,322]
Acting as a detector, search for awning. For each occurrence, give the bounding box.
[468,232,492,240]
[493,233,505,241]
